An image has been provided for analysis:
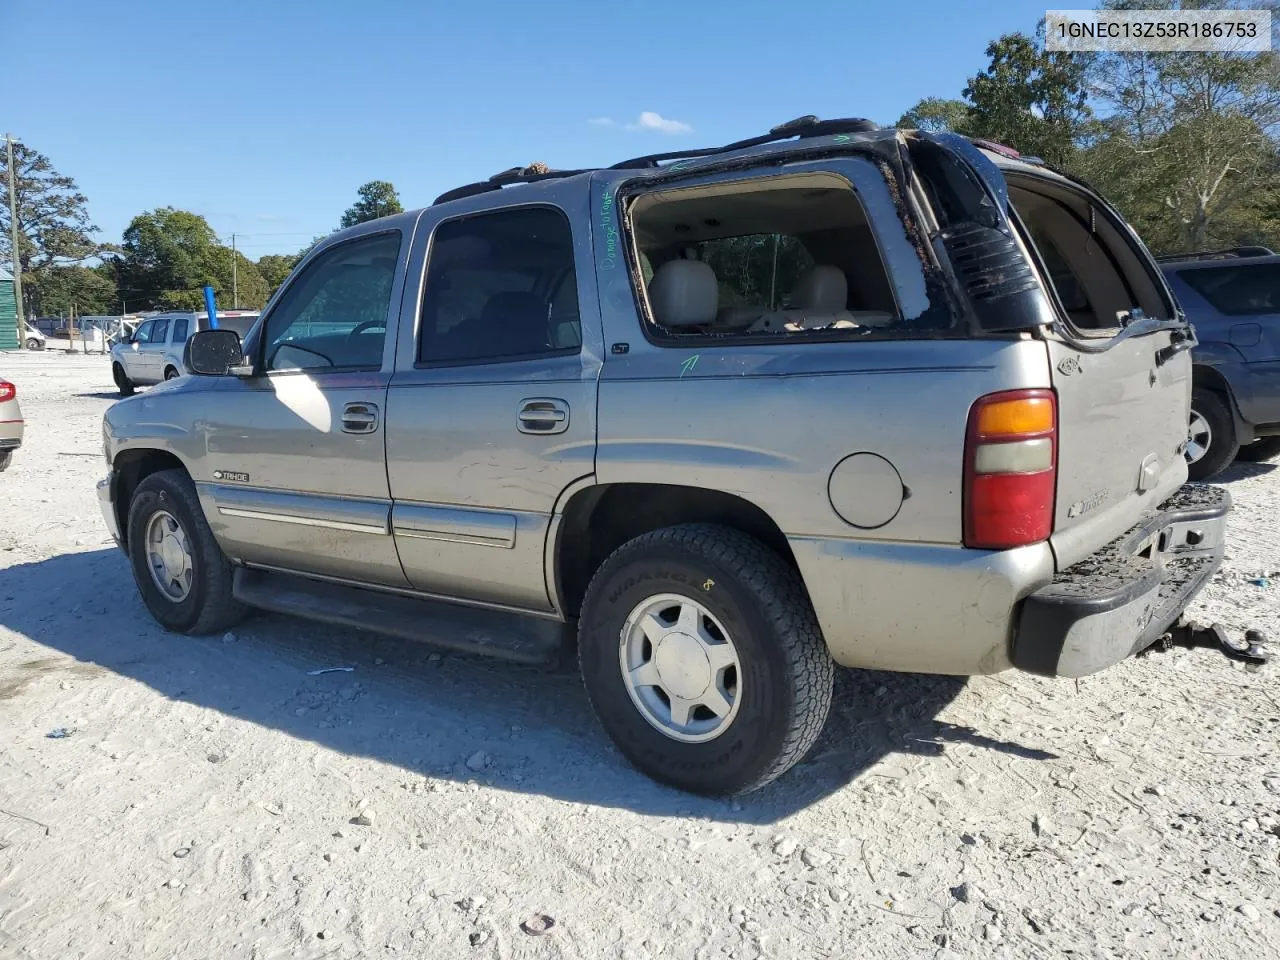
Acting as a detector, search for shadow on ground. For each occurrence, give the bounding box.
[0,549,1055,823]
[1217,460,1278,482]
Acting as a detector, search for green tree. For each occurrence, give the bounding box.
[1082,2,1280,252]
[117,208,269,310]
[256,253,299,296]
[339,180,403,229]
[963,31,1091,167]
[28,264,117,316]
[896,98,971,134]
[0,141,111,316]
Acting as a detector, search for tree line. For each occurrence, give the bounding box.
[0,154,403,317]
[4,1,1276,318]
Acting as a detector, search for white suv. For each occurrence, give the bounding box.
[111,311,259,394]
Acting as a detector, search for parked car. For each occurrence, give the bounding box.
[100,118,1229,795]
[110,310,260,394]
[23,323,46,350]
[0,378,22,472]
[1159,248,1280,478]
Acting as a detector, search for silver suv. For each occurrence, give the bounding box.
[99,117,1224,795]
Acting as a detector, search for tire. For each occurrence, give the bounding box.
[163,366,180,381]
[1186,388,1238,481]
[113,363,135,397]
[0,451,11,473]
[25,338,41,351]
[578,523,834,795]
[126,468,246,634]
[1237,436,1280,463]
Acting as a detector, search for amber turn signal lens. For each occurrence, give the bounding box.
[974,396,1054,438]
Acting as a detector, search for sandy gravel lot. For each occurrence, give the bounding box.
[1,349,1278,959]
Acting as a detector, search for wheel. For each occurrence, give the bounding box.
[113,363,135,397]
[578,523,834,795]
[25,337,41,351]
[0,451,11,473]
[163,366,180,381]
[1186,388,1238,481]
[1237,436,1280,463]
[126,468,246,634]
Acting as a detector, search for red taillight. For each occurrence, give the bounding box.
[964,388,1057,549]
[0,381,14,403]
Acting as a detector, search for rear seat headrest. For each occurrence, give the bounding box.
[792,266,848,313]
[648,259,718,328]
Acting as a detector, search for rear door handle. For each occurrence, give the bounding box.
[517,398,569,434]
[342,401,380,434]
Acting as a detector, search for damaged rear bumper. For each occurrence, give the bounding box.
[1012,485,1229,678]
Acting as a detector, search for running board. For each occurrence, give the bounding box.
[231,568,567,664]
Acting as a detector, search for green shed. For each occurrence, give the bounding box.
[0,267,16,350]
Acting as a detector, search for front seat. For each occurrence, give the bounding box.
[648,259,718,329]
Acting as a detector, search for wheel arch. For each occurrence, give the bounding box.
[1193,364,1252,442]
[552,482,799,619]
[111,448,191,548]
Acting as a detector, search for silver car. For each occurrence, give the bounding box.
[0,378,23,472]
[111,311,259,394]
[99,118,1237,795]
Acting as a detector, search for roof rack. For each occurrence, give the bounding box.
[432,165,593,206]
[1155,246,1275,263]
[608,115,880,170]
[430,115,881,206]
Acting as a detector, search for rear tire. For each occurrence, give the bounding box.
[163,366,179,381]
[0,451,11,473]
[25,337,41,351]
[578,523,833,795]
[126,468,246,634]
[1237,436,1280,464]
[1186,388,1238,481]
[113,363,135,397]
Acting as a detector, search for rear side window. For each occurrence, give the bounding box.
[418,207,581,365]
[1178,264,1280,315]
[628,172,902,341]
[171,318,189,343]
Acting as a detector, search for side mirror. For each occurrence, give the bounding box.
[186,329,248,376]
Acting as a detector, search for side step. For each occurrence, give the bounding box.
[232,567,568,664]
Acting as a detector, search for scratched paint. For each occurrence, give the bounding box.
[679,355,700,377]
[599,189,619,271]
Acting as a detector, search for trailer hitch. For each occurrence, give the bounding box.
[1155,618,1270,668]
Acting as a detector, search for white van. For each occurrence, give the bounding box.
[110,310,260,395]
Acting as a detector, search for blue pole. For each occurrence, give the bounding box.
[203,286,219,329]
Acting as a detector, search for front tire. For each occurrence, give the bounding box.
[113,363,135,397]
[126,468,246,634]
[1237,437,1280,464]
[163,366,180,381]
[578,524,833,795]
[25,337,41,351]
[1186,388,1238,481]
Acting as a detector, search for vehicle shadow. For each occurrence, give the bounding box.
[74,391,125,400]
[0,549,1055,823]
[1217,460,1277,482]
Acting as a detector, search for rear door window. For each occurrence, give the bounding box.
[1178,264,1280,315]
[417,207,581,365]
[171,318,189,343]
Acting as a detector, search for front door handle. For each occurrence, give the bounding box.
[342,401,380,434]
[517,398,569,435]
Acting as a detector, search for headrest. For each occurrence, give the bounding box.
[792,266,847,312]
[648,259,718,328]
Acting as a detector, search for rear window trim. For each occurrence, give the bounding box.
[1002,168,1182,343]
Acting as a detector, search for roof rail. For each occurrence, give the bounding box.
[1154,246,1275,263]
[432,166,593,206]
[608,115,880,170]
[430,115,881,206]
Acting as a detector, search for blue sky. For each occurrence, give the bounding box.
[6,0,1051,258]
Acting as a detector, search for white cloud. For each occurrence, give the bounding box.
[627,111,693,134]
[588,116,616,127]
